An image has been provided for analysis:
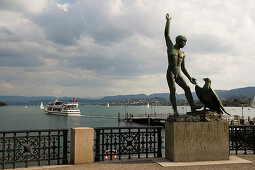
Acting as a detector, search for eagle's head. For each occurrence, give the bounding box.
[203,78,211,88]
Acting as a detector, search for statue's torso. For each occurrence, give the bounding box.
[167,47,184,72]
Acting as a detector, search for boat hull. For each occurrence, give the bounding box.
[46,110,81,116]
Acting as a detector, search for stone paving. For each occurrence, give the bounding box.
[16,155,255,170]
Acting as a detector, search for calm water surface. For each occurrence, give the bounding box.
[0,105,254,131]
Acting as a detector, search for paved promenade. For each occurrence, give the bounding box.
[17,155,255,170]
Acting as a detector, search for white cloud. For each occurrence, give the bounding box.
[56,3,69,12]
[0,0,49,14]
[0,81,15,89]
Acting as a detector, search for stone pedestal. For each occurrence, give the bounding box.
[70,127,94,164]
[165,121,229,162]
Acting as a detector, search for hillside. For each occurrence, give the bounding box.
[0,86,254,105]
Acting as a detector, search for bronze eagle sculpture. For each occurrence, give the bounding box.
[195,78,230,115]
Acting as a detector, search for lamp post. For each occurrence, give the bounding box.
[241,105,244,119]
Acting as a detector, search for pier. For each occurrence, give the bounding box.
[123,113,169,126]
[122,112,255,126]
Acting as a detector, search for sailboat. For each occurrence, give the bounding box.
[40,102,44,110]
[107,102,110,107]
[147,103,150,108]
[251,97,255,109]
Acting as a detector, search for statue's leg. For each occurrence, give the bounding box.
[175,75,196,113]
[166,71,178,115]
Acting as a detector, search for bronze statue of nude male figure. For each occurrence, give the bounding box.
[164,13,197,116]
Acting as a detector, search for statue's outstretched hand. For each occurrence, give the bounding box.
[166,13,172,21]
[190,77,197,85]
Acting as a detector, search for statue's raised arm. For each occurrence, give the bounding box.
[165,13,173,48]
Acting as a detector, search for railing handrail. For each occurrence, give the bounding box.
[229,125,255,128]
[94,126,163,130]
[0,128,69,133]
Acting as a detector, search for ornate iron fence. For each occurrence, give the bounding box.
[94,126,163,161]
[229,125,255,154]
[0,129,68,169]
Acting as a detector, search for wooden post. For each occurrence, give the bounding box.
[118,112,120,122]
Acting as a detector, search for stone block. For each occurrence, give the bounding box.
[70,127,94,164]
[165,121,229,162]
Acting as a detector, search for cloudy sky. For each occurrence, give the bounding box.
[0,0,254,97]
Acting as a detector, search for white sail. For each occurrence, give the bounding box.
[107,102,110,107]
[147,103,150,108]
[40,102,44,110]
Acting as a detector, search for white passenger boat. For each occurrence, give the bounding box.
[45,98,81,116]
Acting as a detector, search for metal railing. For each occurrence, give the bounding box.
[94,126,163,161]
[0,129,68,169]
[229,125,255,154]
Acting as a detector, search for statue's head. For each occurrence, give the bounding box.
[176,35,187,48]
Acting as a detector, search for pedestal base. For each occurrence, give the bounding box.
[165,121,229,162]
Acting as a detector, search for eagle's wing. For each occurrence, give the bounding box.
[195,85,205,104]
[196,85,213,109]
[208,87,230,115]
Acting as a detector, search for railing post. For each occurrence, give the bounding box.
[253,126,255,154]
[138,128,140,159]
[157,127,162,157]
[110,129,113,160]
[2,133,5,170]
[148,115,150,126]
[62,130,68,164]
[229,125,232,154]
[118,128,121,160]
[95,129,100,162]
[244,127,247,155]
[13,133,16,169]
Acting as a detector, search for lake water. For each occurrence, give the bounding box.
[0,105,255,131]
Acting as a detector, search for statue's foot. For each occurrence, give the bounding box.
[173,110,179,116]
[191,108,196,114]
[190,105,203,113]
[186,111,194,116]
[195,105,203,110]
